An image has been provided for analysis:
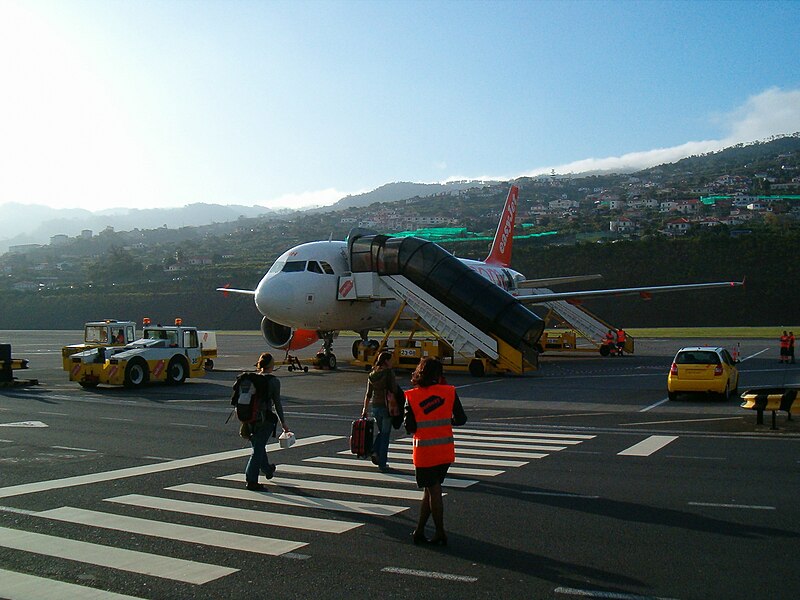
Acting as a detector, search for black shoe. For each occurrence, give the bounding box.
[246,481,265,491]
[265,464,277,479]
[411,530,428,545]
[428,533,448,546]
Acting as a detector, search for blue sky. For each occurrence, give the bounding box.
[1,0,799,211]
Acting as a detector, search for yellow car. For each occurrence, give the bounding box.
[667,346,739,400]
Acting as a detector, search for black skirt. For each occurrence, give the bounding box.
[415,463,451,488]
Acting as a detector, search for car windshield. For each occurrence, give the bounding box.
[675,351,721,365]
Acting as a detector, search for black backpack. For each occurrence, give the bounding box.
[231,372,273,424]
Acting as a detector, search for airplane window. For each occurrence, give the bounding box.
[267,260,285,274]
[319,261,335,275]
[282,261,306,272]
[307,261,324,274]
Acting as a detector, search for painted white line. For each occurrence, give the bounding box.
[167,423,208,429]
[168,482,408,516]
[39,506,306,556]
[0,439,13,443]
[439,446,548,460]
[0,421,48,428]
[394,438,567,452]
[522,491,600,499]
[0,525,236,584]
[50,446,98,453]
[554,586,678,600]
[106,494,362,534]
[38,412,69,416]
[618,435,678,457]
[0,434,340,500]
[271,464,478,488]
[379,451,527,468]
[624,416,743,426]
[304,456,505,477]
[0,567,147,599]
[98,417,133,422]
[456,429,595,440]
[381,566,477,582]
[455,433,584,445]
[639,398,669,413]
[141,455,175,461]
[0,505,38,516]
[218,474,427,500]
[740,348,769,361]
[688,502,775,510]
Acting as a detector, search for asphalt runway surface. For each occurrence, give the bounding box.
[1,330,799,600]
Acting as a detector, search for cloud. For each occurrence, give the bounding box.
[518,87,800,178]
[261,188,347,210]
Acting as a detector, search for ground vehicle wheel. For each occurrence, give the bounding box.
[204,359,214,371]
[166,357,188,385]
[599,345,610,357]
[719,381,731,401]
[668,391,678,401]
[124,358,149,388]
[326,353,337,370]
[469,359,485,377]
[303,366,309,373]
[79,381,98,389]
[352,340,362,359]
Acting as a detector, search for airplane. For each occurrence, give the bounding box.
[218,186,743,369]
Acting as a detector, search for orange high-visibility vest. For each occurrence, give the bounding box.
[405,384,456,468]
[617,330,626,343]
[780,335,790,349]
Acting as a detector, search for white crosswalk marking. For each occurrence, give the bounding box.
[0,567,149,599]
[394,437,567,451]
[304,456,505,477]
[336,449,528,467]
[269,463,478,488]
[456,428,595,440]
[38,506,307,556]
[450,446,548,459]
[455,433,584,445]
[167,483,409,516]
[218,474,429,499]
[0,526,236,584]
[105,494,362,534]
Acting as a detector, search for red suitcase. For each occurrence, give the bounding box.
[349,417,374,458]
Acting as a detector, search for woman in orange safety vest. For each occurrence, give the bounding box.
[404,357,467,546]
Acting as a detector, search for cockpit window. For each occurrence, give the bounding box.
[281,261,306,272]
[307,261,323,274]
[319,261,335,274]
[267,259,285,275]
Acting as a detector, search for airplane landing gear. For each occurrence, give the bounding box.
[315,331,338,370]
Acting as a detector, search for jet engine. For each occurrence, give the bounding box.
[260,317,319,351]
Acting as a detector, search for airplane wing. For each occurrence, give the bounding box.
[514,279,744,304]
[516,274,603,288]
[215,287,256,296]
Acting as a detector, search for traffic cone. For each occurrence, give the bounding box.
[732,343,740,363]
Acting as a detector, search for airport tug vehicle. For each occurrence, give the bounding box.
[66,318,217,388]
[61,319,138,371]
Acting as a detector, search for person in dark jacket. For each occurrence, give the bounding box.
[361,351,397,472]
[234,352,289,491]
[405,357,467,546]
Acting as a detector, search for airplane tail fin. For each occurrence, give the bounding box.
[485,185,519,267]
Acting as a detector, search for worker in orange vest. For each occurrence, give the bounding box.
[616,328,627,356]
[602,330,616,356]
[780,331,790,364]
[405,357,467,546]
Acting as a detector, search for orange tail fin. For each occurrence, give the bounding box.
[484,185,519,267]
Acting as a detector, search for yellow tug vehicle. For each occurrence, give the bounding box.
[61,319,138,371]
[66,318,216,388]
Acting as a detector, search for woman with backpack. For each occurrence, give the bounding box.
[361,351,398,472]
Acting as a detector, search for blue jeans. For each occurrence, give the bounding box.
[245,425,272,483]
[372,406,392,468]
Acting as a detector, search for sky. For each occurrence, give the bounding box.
[1,0,799,213]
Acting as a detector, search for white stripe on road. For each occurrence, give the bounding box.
[271,464,478,488]
[381,567,477,582]
[449,446,548,459]
[555,586,679,600]
[105,494,361,534]
[688,502,776,510]
[393,438,567,452]
[303,456,505,477]
[522,491,600,499]
[336,449,528,467]
[50,446,97,452]
[456,428,595,440]
[0,567,147,600]
[167,483,409,516]
[0,435,340,499]
[639,398,669,413]
[0,525,236,584]
[218,474,427,500]
[38,506,306,556]
[617,436,678,456]
[455,433,583,445]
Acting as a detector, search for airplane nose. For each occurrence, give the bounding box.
[255,273,296,320]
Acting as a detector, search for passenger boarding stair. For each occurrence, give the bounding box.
[342,232,545,373]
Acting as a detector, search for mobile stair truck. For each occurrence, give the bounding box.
[65,318,217,388]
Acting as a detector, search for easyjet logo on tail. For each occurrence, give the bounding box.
[485,186,519,267]
[497,188,518,255]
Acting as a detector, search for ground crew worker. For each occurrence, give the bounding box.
[603,330,616,356]
[780,331,790,364]
[616,328,627,356]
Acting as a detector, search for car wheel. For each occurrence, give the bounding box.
[469,359,485,377]
[124,358,149,388]
[166,357,188,385]
[668,391,678,401]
